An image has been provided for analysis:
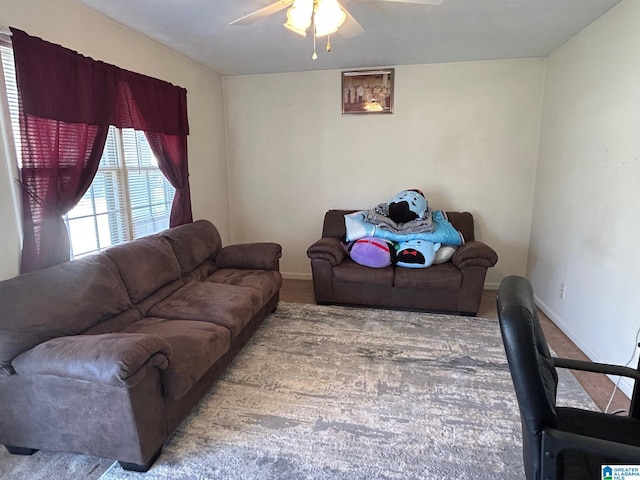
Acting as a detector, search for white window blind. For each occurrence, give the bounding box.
[0,40,175,259]
[0,40,21,158]
[121,128,174,239]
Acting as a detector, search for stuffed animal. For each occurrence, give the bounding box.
[347,237,395,268]
[387,189,428,224]
[433,245,458,264]
[395,239,441,268]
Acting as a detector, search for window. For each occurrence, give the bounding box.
[0,39,20,158]
[0,39,174,259]
[65,126,174,258]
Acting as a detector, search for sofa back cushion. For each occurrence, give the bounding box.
[322,210,357,240]
[322,209,475,242]
[105,234,182,305]
[0,254,132,374]
[161,219,222,276]
[445,212,475,242]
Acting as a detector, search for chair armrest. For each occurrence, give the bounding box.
[451,240,498,269]
[553,357,640,382]
[215,242,282,271]
[12,333,172,388]
[306,238,347,266]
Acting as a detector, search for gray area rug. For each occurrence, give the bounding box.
[0,302,596,480]
[96,302,596,480]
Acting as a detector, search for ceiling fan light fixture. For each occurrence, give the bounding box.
[314,0,347,37]
[284,0,313,36]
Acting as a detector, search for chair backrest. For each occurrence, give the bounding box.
[497,275,559,480]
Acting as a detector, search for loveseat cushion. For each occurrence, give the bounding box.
[206,269,282,304]
[161,220,222,275]
[333,259,394,286]
[0,255,132,375]
[148,282,262,338]
[121,318,230,399]
[105,235,182,305]
[393,262,462,289]
[321,209,356,239]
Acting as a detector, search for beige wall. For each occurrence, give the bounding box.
[530,0,640,395]
[0,0,228,280]
[223,59,546,284]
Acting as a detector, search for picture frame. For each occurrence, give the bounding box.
[342,68,394,115]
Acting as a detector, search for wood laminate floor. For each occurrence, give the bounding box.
[280,279,631,414]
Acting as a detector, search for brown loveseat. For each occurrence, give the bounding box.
[0,220,282,471]
[307,210,497,316]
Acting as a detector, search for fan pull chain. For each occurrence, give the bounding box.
[326,34,331,52]
[312,19,318,59]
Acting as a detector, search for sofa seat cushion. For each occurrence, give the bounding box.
[121,318,230,399]
[205,269,282,304]
[333,259,394,286]
[394,263,462,289]
[148,282,263,338]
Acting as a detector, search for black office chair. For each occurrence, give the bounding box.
[497,275,640,480]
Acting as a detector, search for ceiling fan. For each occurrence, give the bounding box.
[229,0,445,58]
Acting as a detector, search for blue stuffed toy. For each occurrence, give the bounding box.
[395,239,441,268]
[387,189,428,224]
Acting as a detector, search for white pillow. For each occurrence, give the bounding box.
[433,245,457,264]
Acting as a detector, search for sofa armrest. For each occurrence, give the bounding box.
[306,238,347,266]
[451,241,498,269]
[215,242,282,271]
[12,333,172,388]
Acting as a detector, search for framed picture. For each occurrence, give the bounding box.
[342,68,394,115]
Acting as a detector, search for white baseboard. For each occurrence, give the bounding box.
[533,294,633,400]
[282,272,313,281]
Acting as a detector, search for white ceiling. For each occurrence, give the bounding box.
[75,0,622,76]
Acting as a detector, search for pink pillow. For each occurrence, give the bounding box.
[347,237,394,268]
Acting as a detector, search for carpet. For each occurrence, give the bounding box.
[93,302,597,480]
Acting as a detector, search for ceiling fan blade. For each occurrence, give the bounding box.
[229,0,293,26]
[339,8,365,38]
[377,0,445,5]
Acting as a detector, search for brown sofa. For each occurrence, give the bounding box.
[0,220,282,471]
[307,209,497,315]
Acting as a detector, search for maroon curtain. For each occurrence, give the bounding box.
[19,120,109,273]
[145,132,193,226]
[11,28,191,273]
[117,78,193,227]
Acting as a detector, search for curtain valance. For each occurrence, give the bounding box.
[10,28,189,136]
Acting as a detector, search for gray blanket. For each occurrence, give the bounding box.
[366,203,435,234]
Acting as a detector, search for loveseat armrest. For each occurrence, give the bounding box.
[215,242,282,271]
[451,241,498,269]
[12,333,172,388]
[306,238,347,266]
